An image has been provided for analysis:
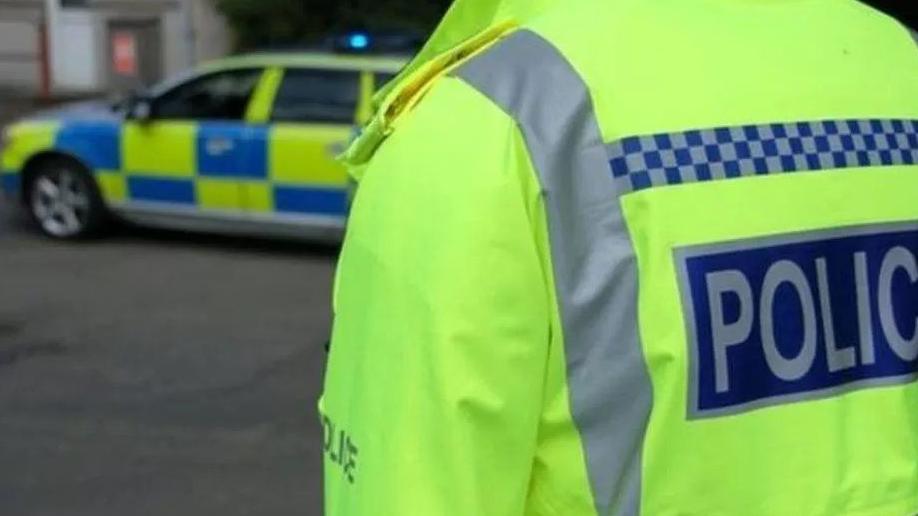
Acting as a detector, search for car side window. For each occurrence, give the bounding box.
[153,68,263,121]
[271,68,360,124]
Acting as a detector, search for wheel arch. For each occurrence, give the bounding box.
[19,151,97,204]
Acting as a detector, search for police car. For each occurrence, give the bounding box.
[0,39,407,241]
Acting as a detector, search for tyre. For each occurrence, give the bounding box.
[25,158,107,239]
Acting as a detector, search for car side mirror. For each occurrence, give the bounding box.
[128,96,153,122]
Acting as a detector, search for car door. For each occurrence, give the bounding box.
[262,67,363,222]
[121,67,264,215]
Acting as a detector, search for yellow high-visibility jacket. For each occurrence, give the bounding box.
[322,1,918,514]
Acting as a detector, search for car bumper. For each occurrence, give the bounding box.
[0,171,20,199]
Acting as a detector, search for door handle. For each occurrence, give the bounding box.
[205,138,235,156]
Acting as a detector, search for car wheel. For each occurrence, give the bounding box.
[26,159,106,239]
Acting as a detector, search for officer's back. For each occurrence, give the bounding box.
[322,1,918,514]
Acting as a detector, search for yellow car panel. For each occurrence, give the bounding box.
[122,122,197,178]
[197,178,244,211]
[240,181,273,214]
[96,172,127,203]
[269,124,351,187]
[1,121,59,171]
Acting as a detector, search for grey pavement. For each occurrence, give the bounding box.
[0,201,334,515]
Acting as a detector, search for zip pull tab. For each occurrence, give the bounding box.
[382,21,518,133]
[340,21,518,179]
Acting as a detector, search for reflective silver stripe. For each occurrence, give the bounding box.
[456,31,652,516]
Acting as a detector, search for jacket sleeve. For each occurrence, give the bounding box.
[321,76,552,516]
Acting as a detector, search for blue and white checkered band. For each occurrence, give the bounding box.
[607,119,918,193]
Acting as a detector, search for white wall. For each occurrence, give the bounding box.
[54,10,101,91]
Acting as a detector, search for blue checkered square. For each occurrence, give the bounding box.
[715,128,732,144]
[724,161,742,178]
[704,145,722,163]
[622,138,643,154]
[610,157,630,178]
[644,151,663,169]
[674,148,693,166]
[685,131,704,147]
[630,171,652,191]
[654,134,674,150]
[806,153,821,170]
[695,163,712,181]
[832,152,848,168]
[664,167,682,185]
[762,140,779,157]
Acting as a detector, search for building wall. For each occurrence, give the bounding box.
[92,0,230,80]
[0,0,43,21]
[0,0,231,96]
[55,9,98,90]
[161,7,186,79]
[190,0,229,63]
[88,0,179,92]
[0,1,43,93]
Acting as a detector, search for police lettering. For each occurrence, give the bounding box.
[322,414,359,484]
[680,225,918,416]
[707,247,917,393]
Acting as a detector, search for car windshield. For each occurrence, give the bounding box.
[145,68,200,99]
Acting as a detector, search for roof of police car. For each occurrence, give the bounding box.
[203,52,409,74]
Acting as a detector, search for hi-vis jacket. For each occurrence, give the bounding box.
[321,1,918,514]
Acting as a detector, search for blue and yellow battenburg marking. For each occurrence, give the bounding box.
[609,119,918,193]
[8,119,350,218]
[677,222,918,418]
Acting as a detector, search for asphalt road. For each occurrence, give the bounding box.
[0,200,335,515]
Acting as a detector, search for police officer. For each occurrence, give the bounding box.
[321,0,918,514]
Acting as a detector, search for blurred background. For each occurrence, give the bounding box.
[0,2,449,516]
[0,0,452,101]
[0,1,914,515]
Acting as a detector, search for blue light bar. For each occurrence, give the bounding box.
[348,33,370,50]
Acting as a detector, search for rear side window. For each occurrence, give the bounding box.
[271,69,360,124]
[374,72,397,92]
